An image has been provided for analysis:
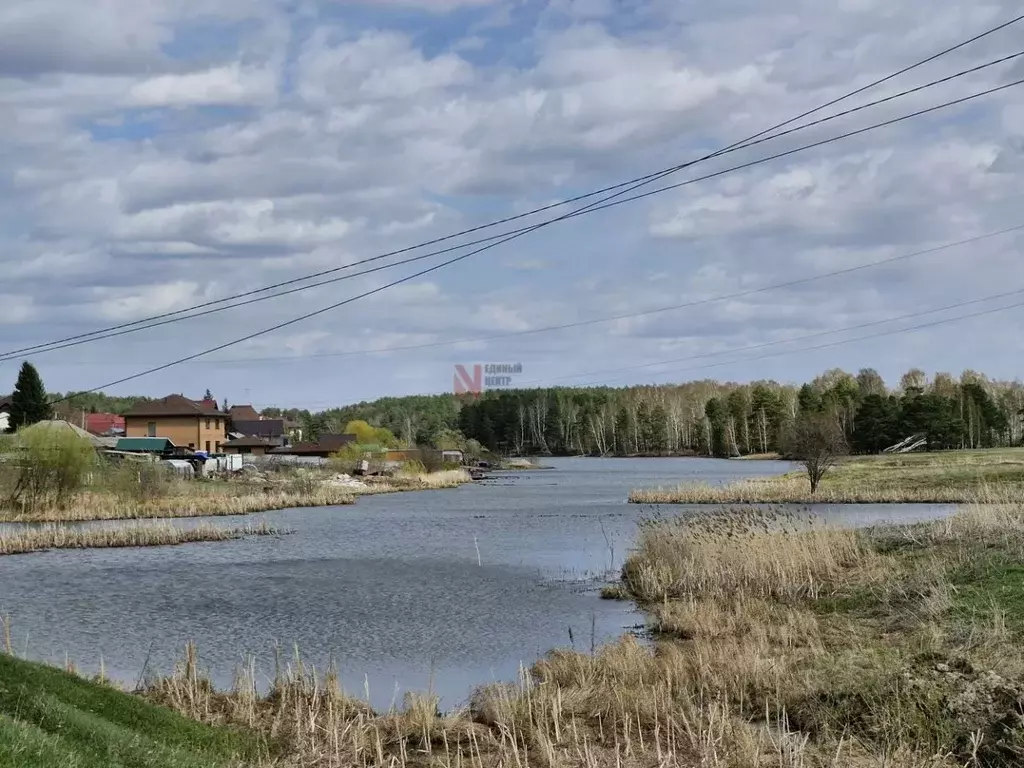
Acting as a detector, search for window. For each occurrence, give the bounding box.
[205,418,211,429]
[215,441,221,452]
[188,443,195,449]
[240,447,251,455]
[205,441,211,453]
[147,422,156,437]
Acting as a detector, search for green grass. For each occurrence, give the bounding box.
[949,555,1024,630]
[0,654,267,768]
[631,446,1024,503]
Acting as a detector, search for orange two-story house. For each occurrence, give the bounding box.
[123,395,227,453]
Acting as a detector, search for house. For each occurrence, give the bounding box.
[221,436,274,456]
[114,437,175,455]
[230,419,286,446]
[268,433,356,458]
[85,413,125,437]
[123,395,227,454]
[228,404,261,423]
[0,395,10,433]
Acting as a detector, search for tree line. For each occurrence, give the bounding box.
[8,361,1024,456]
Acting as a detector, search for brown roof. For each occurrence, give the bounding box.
[318,434,357,451]
[223,436,273,448]
[268,434,356,456]
[124,394,221,418]
[228,405,261,421]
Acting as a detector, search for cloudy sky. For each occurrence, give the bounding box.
[1,0,1023,409]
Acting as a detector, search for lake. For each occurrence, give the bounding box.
[0,457,954,710]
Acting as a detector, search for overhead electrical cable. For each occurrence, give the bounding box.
[515,287,1024,388]
[52,76,1024,401]
[9,18,1023,360]
[18,60,1024,364]
[566,293,1024,388]
[47,221,1024,368]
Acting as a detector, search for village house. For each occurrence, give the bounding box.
[227,404,261,422]
[85,413,125,437]
[221,436,274,456]
[0,395,10,433]
[268,433,356,458]
[123,395,227,453]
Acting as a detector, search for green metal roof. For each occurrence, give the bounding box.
[115,437,173,452]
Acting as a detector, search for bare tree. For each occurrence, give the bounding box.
[785,413,848,494]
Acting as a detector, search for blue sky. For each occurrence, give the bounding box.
[1,0,1023,409]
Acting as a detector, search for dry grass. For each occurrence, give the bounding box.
[356,469,473,494]
[0,521,280,555]
[0,486,355,523]
[18,483,1024,766]
[622,507,886,602]
[631,448,1024,504]
[118,494,1024,768]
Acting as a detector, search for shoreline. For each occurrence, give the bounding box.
[630,448,1024,505]
[0,468,474,525]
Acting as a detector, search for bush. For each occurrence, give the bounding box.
[399,459,427,475]
[7,426,97,511]
[103,459,175,504]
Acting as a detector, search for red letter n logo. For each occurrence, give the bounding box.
[454,364,482,394]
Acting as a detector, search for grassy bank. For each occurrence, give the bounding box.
[0,521,279,556]
[631,446,1024,503]
[0,469,473,523]
[0,652,268,768]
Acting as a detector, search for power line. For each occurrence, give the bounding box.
[516,285,1024,388]
[17,58,1024,365]
[42,221,1024,368]
[52,77,1024,401]
[571,293,1024,388]
[8,16,1023,361]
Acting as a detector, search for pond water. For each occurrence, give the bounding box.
[0,457,954,710]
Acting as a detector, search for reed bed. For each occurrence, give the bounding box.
[0,521,279,555]
[629,477,984,504]
[17,488,1024,766]
[0,487,355,523]
[631,449,1024,504]
[356,468,473,494]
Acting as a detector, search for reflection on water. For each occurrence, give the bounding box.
[0,457,952,710]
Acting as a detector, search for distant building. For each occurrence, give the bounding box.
[441,450,464,464]
[85,413,125,437]
[0,395,10,433]
[268,433,356,458]
[230,419,286,447]
[123,395,227,453]
[228,404,261,422]
[221,436,274,456]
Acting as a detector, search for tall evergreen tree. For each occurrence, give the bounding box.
[8,362,51,432]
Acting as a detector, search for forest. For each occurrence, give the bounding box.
[41,367,1024,458]
[274,367,1024,458]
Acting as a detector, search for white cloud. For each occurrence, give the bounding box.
[127,65,279,108]
[1,0,1023,404]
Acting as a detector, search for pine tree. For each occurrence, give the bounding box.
[8,362,51,432]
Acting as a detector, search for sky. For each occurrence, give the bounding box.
[1,0,1023,410]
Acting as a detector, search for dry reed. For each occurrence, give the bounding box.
[628,475,985,504]
[0,521,279,555]
[0,486,355,523]
[39,490,1024,767]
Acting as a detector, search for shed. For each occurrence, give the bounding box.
[116,437,174,453]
